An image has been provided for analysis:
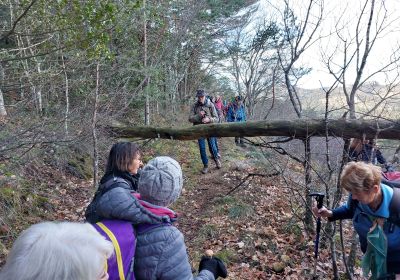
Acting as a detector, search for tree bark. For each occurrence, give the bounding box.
[109,119,400,140]
[0,64,6,117]
[0,88,7,117]
[92,62,100,188]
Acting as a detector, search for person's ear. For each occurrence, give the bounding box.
[372,184,380,193]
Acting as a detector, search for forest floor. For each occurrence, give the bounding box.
[0,137,365,279]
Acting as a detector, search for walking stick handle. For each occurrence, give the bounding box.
[309,192,325,209]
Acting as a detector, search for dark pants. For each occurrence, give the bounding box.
[198,137,219,166]
[235,137,244,144]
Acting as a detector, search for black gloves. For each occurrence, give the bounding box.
[199,256,227,279]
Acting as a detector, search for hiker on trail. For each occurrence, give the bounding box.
[0,221,113,280]
[213,95,224,122]
[226,95,246,147]
[85,142,166,225]
[189,89,221,174]
[312,161,400,278]
[134,156,227,280]
[349,138,394,172]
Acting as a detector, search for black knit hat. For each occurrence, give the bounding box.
[196,89,206,97]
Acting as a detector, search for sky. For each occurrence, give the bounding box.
[253,0,400,89]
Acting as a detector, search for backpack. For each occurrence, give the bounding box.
[94,220,136,280]
[93,220,172,280]
[85,177,130,223]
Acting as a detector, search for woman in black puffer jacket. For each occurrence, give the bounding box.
[85,142,166,225]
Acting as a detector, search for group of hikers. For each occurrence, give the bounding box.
[0,142,228,280]
[1,90,400,279]
[189,89,246,174]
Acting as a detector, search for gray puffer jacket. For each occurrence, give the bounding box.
[95,184,171,224]
[135,217,215,280]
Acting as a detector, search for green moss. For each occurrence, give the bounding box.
[0,187,15,198]
[33,195,49,208]
[228,203,254,219]
[215,248,237,265]
[282,219,302,239]
[0,187,21,209]
[67,154,93,179]
[213,195,238,205]
[198,224,219,239]
[213,196,238,215]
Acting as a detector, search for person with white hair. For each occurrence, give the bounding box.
[0,221,114,280]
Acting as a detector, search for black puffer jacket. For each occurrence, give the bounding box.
[100,171,139,191]
[85,172,170,224]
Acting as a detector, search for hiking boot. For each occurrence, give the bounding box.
[210,153,221,160]
[201,166,209,174]
[215,158,222,169]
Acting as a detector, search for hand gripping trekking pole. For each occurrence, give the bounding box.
[309,192,325,279]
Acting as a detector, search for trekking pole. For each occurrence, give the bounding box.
[309,192,325,279]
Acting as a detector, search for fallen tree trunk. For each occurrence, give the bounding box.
[109,119,400,140]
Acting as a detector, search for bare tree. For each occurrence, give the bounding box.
[322,0,400,119]
[277,0,324,118]
[220,16,280,118]
[0,63,6,117]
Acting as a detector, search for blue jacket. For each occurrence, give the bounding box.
[349,144,387,165]
[330,184,400,273]
[226,102,246,122]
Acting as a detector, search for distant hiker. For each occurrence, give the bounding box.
[349,138,394,172]
[189,89,221,174]
[133,156,227,280]
[213,95,224,122]
[226,95,246,147]
[85,142,165,224]
[312,162,400,278]
[0,221,113,280]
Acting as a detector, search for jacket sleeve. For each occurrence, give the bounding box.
[226,106,234,122]
[189,104,202,124]
[207,103,219,124]
[375,149,387,165]
[156,228,215,280]
[328,196,357,221]
[95,187,166,224]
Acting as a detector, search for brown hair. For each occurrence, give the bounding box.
[349,138,363,153]
[340,161,381,193]
[105,142,141,173]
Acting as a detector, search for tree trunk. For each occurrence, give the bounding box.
[143,0,150,125]
[347,230,358,276]
[0,88,7,117]
[62,55,69,136]
[109,119,400,140]
[0,64,6,117]
[92,62,100,188]
[303,137,313,233]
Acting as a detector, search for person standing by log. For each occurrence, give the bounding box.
[189,89,221,174]
[226,95,246,147]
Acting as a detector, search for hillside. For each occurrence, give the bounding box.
[0,137,365,279]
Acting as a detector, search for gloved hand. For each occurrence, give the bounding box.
[199,256,227,279]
